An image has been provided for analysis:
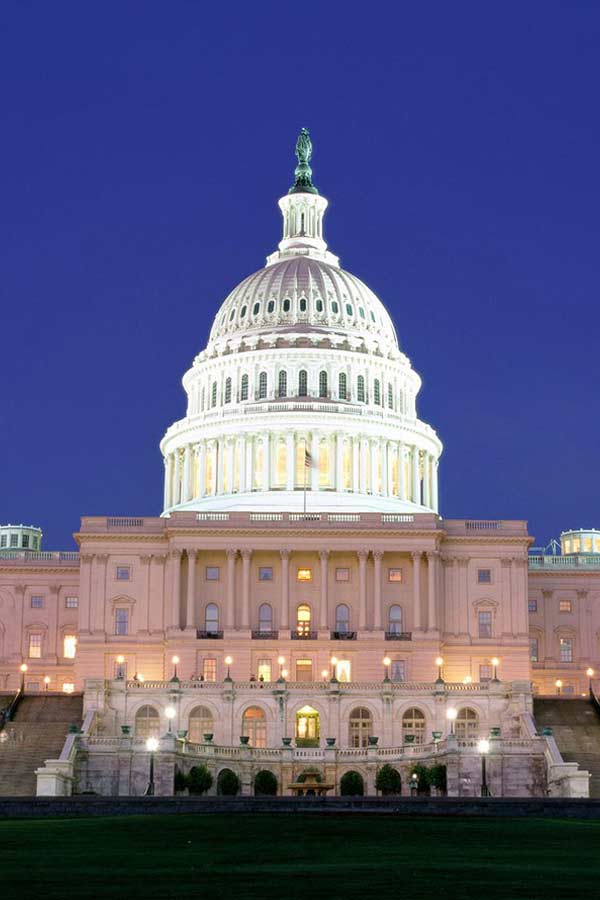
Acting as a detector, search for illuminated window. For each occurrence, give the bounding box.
[30,596,44,608]
[530,638,539,662]
[296,604,311,636]
[559,599,572,613]
[374,379,381,405]
[202,658,217,682]
[477,569,492,584]
[116,566,130,581]
[211,381,217,407]
[357,375,365,402]
[335,604,350,633]
[62,683,75,694]
[298,370,308,397]
[318,439,331,487]
[388,605,403,634]
[528,598,537,612]
[402,707,425,744]
[560,638,573,662]
[456,708,479,740]
[338,372,347,400]
[240,374,249,400]
[583,537,593,552]
[297,568,312,583]
[258,603,273,632]
[479,664,492,682]
[335,567,350,582]
[65,597,78,608]
[258,371,267,399]
[258,567,273,582]
[572,538,581,553]
[391,660,406,682]
[205,604,219,634]
[205,566,220,581]
[563,539,571,553]
[257,658,271,681]
[242,707,266,748]
[388,568,403,583]
[135,705,160,740]
[342,441,352,489]
[296,659,313,682]
[275,439,287,487]
[349,707,372,747]
[319,371,328,398]
[224,377,232,403]
[63,635,77,659]
[388,384,393,409]
[335,659,351,682]
[114,658,127,679]
[115,609,129,636]
[28,634,42,658]
[205,444,216,494]
[478,611,492,638]
[188,706,214,743]
[253,440,264,490]
[278,370,287,398]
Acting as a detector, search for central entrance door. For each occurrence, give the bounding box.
[295,705,320,747]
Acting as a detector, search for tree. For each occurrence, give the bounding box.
[409,763,431,795]
[174,768,187,794]
[375,764,402,795]
[254,769,278,796]
[340,770,365,796]
[428,764,447,794]
[217,768,241,796]
[188,765,213,795]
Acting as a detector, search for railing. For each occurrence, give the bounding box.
[0,687,22,731]
[0,550,80,565]
[529,554,600,569]
[385,631,412,641]
[196,513,230,522]
[121,679,492,693]
[107,517,144,528]
[196,630,224,640]
[290,631,319,640]
[465,520,500,530]
[331,631,357,640]
[251,630,279,640]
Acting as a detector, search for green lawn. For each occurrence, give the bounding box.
[1,814,599,899]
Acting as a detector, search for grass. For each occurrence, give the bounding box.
[1,813,599,899]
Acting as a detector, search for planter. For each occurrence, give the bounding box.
[432,731,442,742]
[404,734,416,744]
[282,737,292,747]
[490,727,501,738]
[177,730,188,739]
[326,738,336,747]
[203,733,213,742]
[240,735,250,745]
[368,736,379,746]
[542,726,553,736]
[120,725,131,736]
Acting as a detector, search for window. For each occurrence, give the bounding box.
[316,298,323,312]
[62,683,75,694]
[349,707,372,748]
[277,370,287,398]
[115,658,127,679]
[335,659,351,682]
[388,568,403,583]
[188,706,214,743]
[253,302,260,316]
[296,604,311,636]
[205,566,220,581]
[224,377,232,403]
[338,372,347,400]
[240,374,249,400]
[359,306,365,318]
[388,384,393,409]
[258,567,273,581]
[335,604,350,633]
[115,609,129,636]
[26,682,40,692]
[477,569,492,584]
[242,707,266,748]
[22,534,29,548]
[335,567,350,582]
[258,603,273,632]
[456,708,479,740]
[65,596,78,609]
[297,568,312,582]
[258,371,267,399]
[299,297,307,312]
[478,610,492,638]
[205,604,219,634]
[479,664,492,682]
[30,596,44,609]
[298,370,308,397]
[296,659,313,682]
[560,638,573,662]
[345,303,353,316]
[10,534,18,547]
[135,706,160,740]
[391,660,406,682]
[374,379,381,405]
[388,605,403,635]
[211,381,217,407]
[0,535,6,547]
[202,658,217,682]
[528,598,537,613]
[331,300,339,313]
[319,371,328,398]
[28,634,42,658]
[530,638,539,662]
[402,707,426,744]
[257,658,272,681]
[266,299,274,313]
[559,599,572,613]
[116,566,130,581]
[357,375,365,402]
[283,298,291,312]
[63,635,77,659]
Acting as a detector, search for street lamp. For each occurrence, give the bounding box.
[144,736,159,795]
[165,706,176,734]
[383,656,391,682]
[19,663,28,692]
[277,656,285,678]
[446,707,457,735]
[224,656,233,681]
[281,669,288,680]
[171,655,180,681]
[321,669,329,681]
[410,772,419,796]
[330,657,339,683]
[478,738,490,797]
[115,655,125,679]
[491,657,500,682]
[43,676,51,692]
[555,679,562,695]
[435,656,444,683]
[586,668,595,692]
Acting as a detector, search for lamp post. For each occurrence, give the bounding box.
[19,663,28,692]
[43,676,51,692]
[435,656,444,683]
[277,656,285,679]
[491,657,500,682]
[446,707,457,736]
[321,669,329,682]
[224,656,233,681]
[383,656,391,682]
[330,656,338,683]
[478,738,490,797]
[586,668,595,693]
[171,655,180,681]
[555,679,562,696]
[144,737,159,795]
[281,669,288,681]
[116,655,125,679]
[165,706,176,735]
[410,773,418,797]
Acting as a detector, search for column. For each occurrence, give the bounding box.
[431,459,439,512]
[398,444,406,501]
[139,555,151,634]
[358,550,368,630]
[373,550,383,630]
[217,439,225,494]
[280,550,290,629]
[411,446,420,505]
[352,436,360,492]
[311,433,319,491]
[359,437,368,493]
[14,584,25,660]
[239,435,246,494]
[79,554,93,634]
[427,550,437,630]
[370,440,378,494]
[241,549,252,629]
[319,550,329,630]
[182,445,192,502]
[262,436,270,491]
[186,550,197,630]
[226,440,235,494]
[286,431,295,491]
[226,548,237,629]
[163,457,170,510]
[170,549,182,630]
[195,443,205,499]
[173,451,181,506]
[381,440,389,497]
[423,454,431,508]
[245,435,253,492]
[578,590,590,660]
[459,558,470,635]
[412,551,422,631]
[92,554,108,633]
[335,433,344,491]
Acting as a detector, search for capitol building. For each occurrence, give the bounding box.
[1,131,599,799]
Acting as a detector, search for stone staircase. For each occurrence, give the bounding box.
[534,698,600,798]
[0,694,83,796]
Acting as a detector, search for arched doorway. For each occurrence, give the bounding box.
[242,706,267,748]
[134,705,160,740]
[348,707,372,748]
[188,706,214,743]
[295,705,320,747]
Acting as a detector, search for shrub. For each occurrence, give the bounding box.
[429,764,447,794]
[217,768,240,796]
[254,769,278,796]
[188,765,213,795]
[174,768,187,793]
[340,770,365,796]
[375,764,402,795]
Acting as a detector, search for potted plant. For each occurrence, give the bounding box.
[120,725,131,736]
[404,733,416,744]
[368,735,379,746]
[240,735,250,745]
[326,737,336,747]
[282,737,292,746]
[203,733,213,742]
[177,729,188,739]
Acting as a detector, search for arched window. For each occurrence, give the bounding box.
[456,708,480,740]
[242,707,267,748]
[296,604,311,637]
[258,371,267,399]
[211,381,217,407]
[357,375,365,403]
[283,298,291,313]
[374,379,381,406]
[388,605,403,635]
[339,372,347,400]
[331,300,339,314]
[349,707,372,748]
[267,300,275,313]
[240,305,247,318]
[335,604,350,634]
[224,377,232,404]
[319,371,328,398]
[240,374,249,401]
[135,705,160,740]
[278,370,287,398]
[253,302,260,316]
[402,707,426,744]
[299,297,307,312]
[298,370,308,397]
[388,384,394,409]
[258,603,273,634]
[205,603,219,635]
[188,706,214,743]
[316,298,323,312]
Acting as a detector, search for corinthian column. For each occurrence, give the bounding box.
[412,551,422,631]
[280,550,290,629]
[358,550,368,630]
[373,550,383,630]
[170,549,182,630]
[186,550,197,630]
[319,550,329,630]
[426,550,438,630]
[226,548,237,629]
[241,549,252,629]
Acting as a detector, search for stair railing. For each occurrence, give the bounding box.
[589,682,600,715]
[0,686,23,732]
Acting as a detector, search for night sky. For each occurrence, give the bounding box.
[2,2,599,550]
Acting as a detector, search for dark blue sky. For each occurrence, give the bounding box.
[2,2,599,550]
